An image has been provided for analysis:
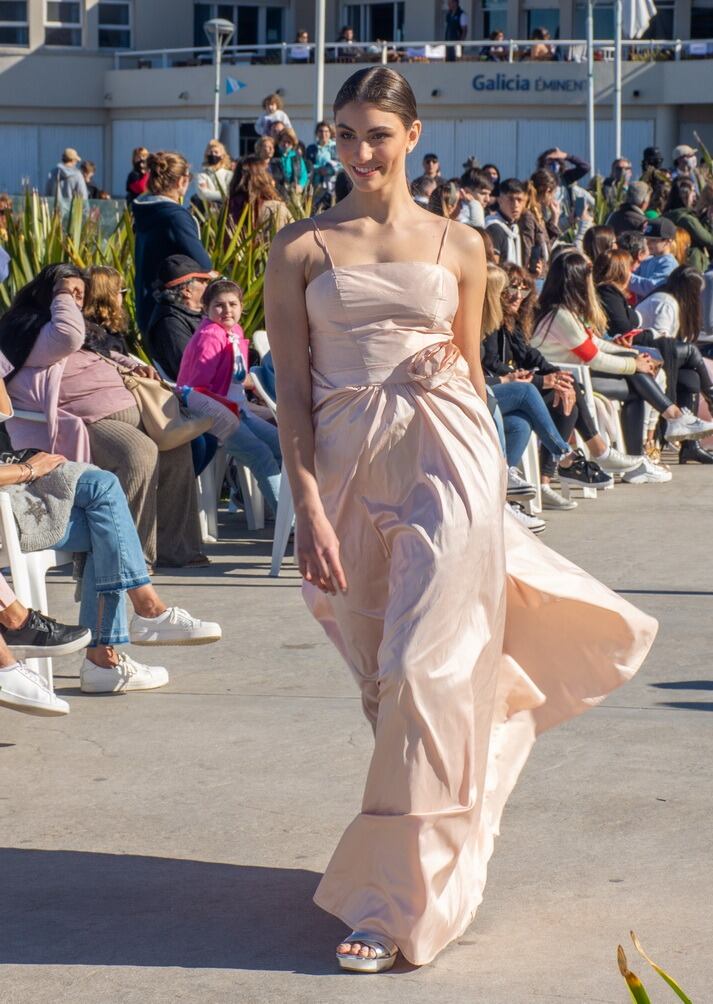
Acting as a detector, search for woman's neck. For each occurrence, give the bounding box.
[346,175,421,225]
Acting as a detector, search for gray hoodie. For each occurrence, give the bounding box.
[45,162,88,200]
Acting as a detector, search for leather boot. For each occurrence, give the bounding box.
[679,440,713,464]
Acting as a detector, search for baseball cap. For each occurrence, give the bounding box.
[672,144,697,161]
[156,254,217,288]
[643,217,676,240]
[643,145,663,163]
[62,147,81,162]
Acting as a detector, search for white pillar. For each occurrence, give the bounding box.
[587,0,596,176]
[213,42,222,140]
[314,0,326,124]
[614,0,623,158]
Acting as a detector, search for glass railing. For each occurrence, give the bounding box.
[113,37,713,70]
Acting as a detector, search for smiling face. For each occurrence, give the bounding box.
[335,101,420,192]
[207,290,243,329]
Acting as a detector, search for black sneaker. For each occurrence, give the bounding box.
[557,450,614,490]
[0,610,91,658]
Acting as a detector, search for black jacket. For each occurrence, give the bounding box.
[596,283,640,335]
[481,323,559,389]
[606,202,647,237]
[145,300,202,381]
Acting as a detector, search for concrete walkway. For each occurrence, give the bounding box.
[2,464,711,1003]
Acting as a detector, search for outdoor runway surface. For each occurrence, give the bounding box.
[1,463,711,1003]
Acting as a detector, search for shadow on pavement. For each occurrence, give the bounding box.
[0,848,345,974]
[650,681,713,691]
[656,701,713,712]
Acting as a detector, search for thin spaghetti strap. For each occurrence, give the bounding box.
[436,219,451,265]
[310,217,335,269]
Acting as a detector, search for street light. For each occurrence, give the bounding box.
[204,17,235,140]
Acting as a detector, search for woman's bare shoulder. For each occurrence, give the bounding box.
[445,220,485,280]
[267,217,318,271]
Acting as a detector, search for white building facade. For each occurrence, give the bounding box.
[0,0,712,194]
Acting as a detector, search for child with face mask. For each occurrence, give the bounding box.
[126,146,149,204]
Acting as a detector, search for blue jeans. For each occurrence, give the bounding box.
[492,381,571,468]
[224,407,282,515]
[52,469,151,646]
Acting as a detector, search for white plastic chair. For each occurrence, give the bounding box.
[0,493,72,689]
[519,433,543,515]
[251,330,270,362]
[269,468,295,577]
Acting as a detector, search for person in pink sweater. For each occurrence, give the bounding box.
[177,279,282,514]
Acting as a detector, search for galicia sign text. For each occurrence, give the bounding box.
[473,73,586,93]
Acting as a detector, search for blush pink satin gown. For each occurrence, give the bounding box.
[302,218,657,966]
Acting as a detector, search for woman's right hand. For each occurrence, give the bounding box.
[26,452,66,478]
[53,277,85,306]
[298,510,347,595]
[635,354,657,375]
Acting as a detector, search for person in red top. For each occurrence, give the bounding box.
[126,146,150,204]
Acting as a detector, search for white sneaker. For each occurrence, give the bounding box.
[541,484,578,510]
[595,446,642,475]
[665,409,713,443]
[129,607,222,647]
[80,652,169,693]
[507,502,546,534]
[622,457,673,484]
[506,467,536,500]
[0,662,69,716]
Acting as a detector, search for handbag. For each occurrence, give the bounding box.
[101,357,212,452]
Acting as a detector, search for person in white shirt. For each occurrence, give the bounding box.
[195,140,233,207]
[255,93,292,137]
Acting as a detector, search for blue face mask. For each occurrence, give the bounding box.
[546,160,561,175]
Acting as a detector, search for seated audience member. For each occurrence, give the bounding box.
[411,176,439,207]
[458,163,494,227]
[482,29,507,61]
[428,180,481,225]
[0,264,206,569]
[628,218,678,300]
[145,255,214,380]
[665,177,713,272]
[531,251,713,460]
[334,25,365,63]
[228,155,293,231]
[0,569,89,716]
[673,226,692,266]
[177,279,282,517]
[483,261,642,500]
[606,181,650,236]
[0,445,220,696]
[481,265,611,514]
[595,251,713,464]
[527,26,556,61]
[486,178,527,265]
[618,230,648,270]
[87,263,217,476]
[289,29,312,63]
[254,93,293,137]
[582,225,616,263]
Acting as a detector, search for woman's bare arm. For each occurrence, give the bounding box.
[450,226,488,402]
[264,223,347,593]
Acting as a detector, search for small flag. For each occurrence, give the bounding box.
[226,77,247,95]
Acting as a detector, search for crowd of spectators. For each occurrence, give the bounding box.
[1,112,713,717]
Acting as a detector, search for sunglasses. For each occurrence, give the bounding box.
[506,283,529,295]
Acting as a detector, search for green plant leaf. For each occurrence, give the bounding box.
[618,946,653,1004]
[630,932,693,1004]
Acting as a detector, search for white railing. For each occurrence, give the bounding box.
[113,37,713,70]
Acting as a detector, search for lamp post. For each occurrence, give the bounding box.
[204,17,235,140]
[314,0,326,124]
[586,0,596,176]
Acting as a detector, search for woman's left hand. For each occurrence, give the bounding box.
[133,364,160,381]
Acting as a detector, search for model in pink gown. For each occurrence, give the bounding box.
[302,217,657,966]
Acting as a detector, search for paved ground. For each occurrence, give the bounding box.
[1,463,711,1004]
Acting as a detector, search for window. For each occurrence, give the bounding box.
[482,0,507,37]
[98,1,131,48]
[642,0,673,39]
[692,3,713,38]
[193,3,285,48]
[574,1,614,39]
[0,1,28,45]
[45,0,82,46]
[525,6,560,39]
[343,2,404,41]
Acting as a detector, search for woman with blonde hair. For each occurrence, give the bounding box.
[196,140,234,206]
[131,150,213,334]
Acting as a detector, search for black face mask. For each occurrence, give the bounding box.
[206,153,222,166]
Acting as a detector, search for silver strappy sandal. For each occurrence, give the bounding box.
[336,930,399,973]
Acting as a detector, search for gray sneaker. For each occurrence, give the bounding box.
[541,484,578,510]
[595,446,642,475]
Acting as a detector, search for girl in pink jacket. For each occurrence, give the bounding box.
[177,280,282,514]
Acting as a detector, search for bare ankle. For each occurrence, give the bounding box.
[86,645,119,669]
